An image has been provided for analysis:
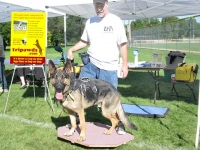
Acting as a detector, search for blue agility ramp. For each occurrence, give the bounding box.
[122,104,170,118]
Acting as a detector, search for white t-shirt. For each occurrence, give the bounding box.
[0,35,5,58]
[81,13,127,70]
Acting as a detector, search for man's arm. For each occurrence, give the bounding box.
[68,40,88,60]
[119,42,128,78]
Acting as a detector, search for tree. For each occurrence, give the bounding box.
[47,15,85,46]
[0,22,11,49]
[193,18,200,38]
[66,15,85,45]
[161,16,179,23]
[160,17,179,39]
[132,19,144,29]
[149,18,160,25]
[48,16,65,45]
[131,18,161,30]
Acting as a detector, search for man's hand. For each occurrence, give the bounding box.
[119,43,128,78]
[121,64,128,78]
[67,49,74,60]
[67,40,88,60]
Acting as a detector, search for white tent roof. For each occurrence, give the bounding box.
[0,1,65,23]
[47,0,200,20]
[0,0,199,22]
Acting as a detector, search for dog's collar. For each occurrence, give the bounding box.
[61,78,76,103]
[67,92,75,101]
[62,91,75,103]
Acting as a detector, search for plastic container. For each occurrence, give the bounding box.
[163,68,175,82]
[117,65,123,78]
[133,50,139,66]
[165,56,185,69]
[151,53,162,67]
[171,74,175,83]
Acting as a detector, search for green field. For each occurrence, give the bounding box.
[0,47,200,150]
[134,42,200,52]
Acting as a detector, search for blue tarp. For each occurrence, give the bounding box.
[122,104,170,118]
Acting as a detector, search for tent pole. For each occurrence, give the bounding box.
[128,20,131,48]
[64,15,67,53]
[195,76,200,148]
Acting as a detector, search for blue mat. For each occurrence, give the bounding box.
[122,104,170,118]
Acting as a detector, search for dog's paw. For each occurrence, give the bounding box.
[63,130,74,137]
[103,130,112,135]
[77,136,85,142]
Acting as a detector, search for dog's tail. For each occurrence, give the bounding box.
[117,102,137,131]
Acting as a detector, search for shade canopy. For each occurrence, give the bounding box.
[47,0,200,20]
[0,0,199,22]
[0,1,65,23]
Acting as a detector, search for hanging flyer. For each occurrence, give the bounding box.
[10,12,46,64]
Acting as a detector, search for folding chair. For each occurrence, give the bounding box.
[170,63,198,100]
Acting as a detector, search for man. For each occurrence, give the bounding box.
[0,35,8,92]
[67,0,128,134]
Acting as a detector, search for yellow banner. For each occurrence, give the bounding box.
[10,12,46,64]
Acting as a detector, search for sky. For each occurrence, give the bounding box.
[179,15,200,23]
[123,15,200,24]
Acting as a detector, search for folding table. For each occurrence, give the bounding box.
[128,64,164,104]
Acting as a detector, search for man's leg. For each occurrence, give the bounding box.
[98,69,118,89]
[0,61,2,91]
[79,62,98,78]
[2,65,8,91]
[0,59,4,90]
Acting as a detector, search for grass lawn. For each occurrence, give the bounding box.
[0,47,200,150]
[135,42,200,52]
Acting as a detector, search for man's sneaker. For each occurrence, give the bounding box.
[3,89,8,92]
[0,87,8,92]
[66,124,72,128]
[116,121,126,135]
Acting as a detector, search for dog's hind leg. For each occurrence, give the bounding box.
[101,96,120,134]
[104,114,119,135]
[63,109,77,137]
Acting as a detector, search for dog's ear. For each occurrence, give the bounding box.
[64,60,72,74]
[48,60,56,74]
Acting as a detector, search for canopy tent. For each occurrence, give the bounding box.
[1,0,200,148]
[0,1,65,23]
[47,0,200,20]
[1,0,200,21]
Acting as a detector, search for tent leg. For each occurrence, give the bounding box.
[3,66,16,114]
[42,66,55,113]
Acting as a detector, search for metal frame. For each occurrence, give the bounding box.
[3,65,55,114]
[170,77,197,100]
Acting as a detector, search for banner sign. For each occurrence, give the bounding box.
[10,12,46,64]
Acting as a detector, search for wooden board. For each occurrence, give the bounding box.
[57,122,134,148]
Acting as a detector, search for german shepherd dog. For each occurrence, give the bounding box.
[48,60,137,141]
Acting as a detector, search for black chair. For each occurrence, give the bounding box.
[170,63,198,100]
[26,67,45,86]
[54,45,66,65]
